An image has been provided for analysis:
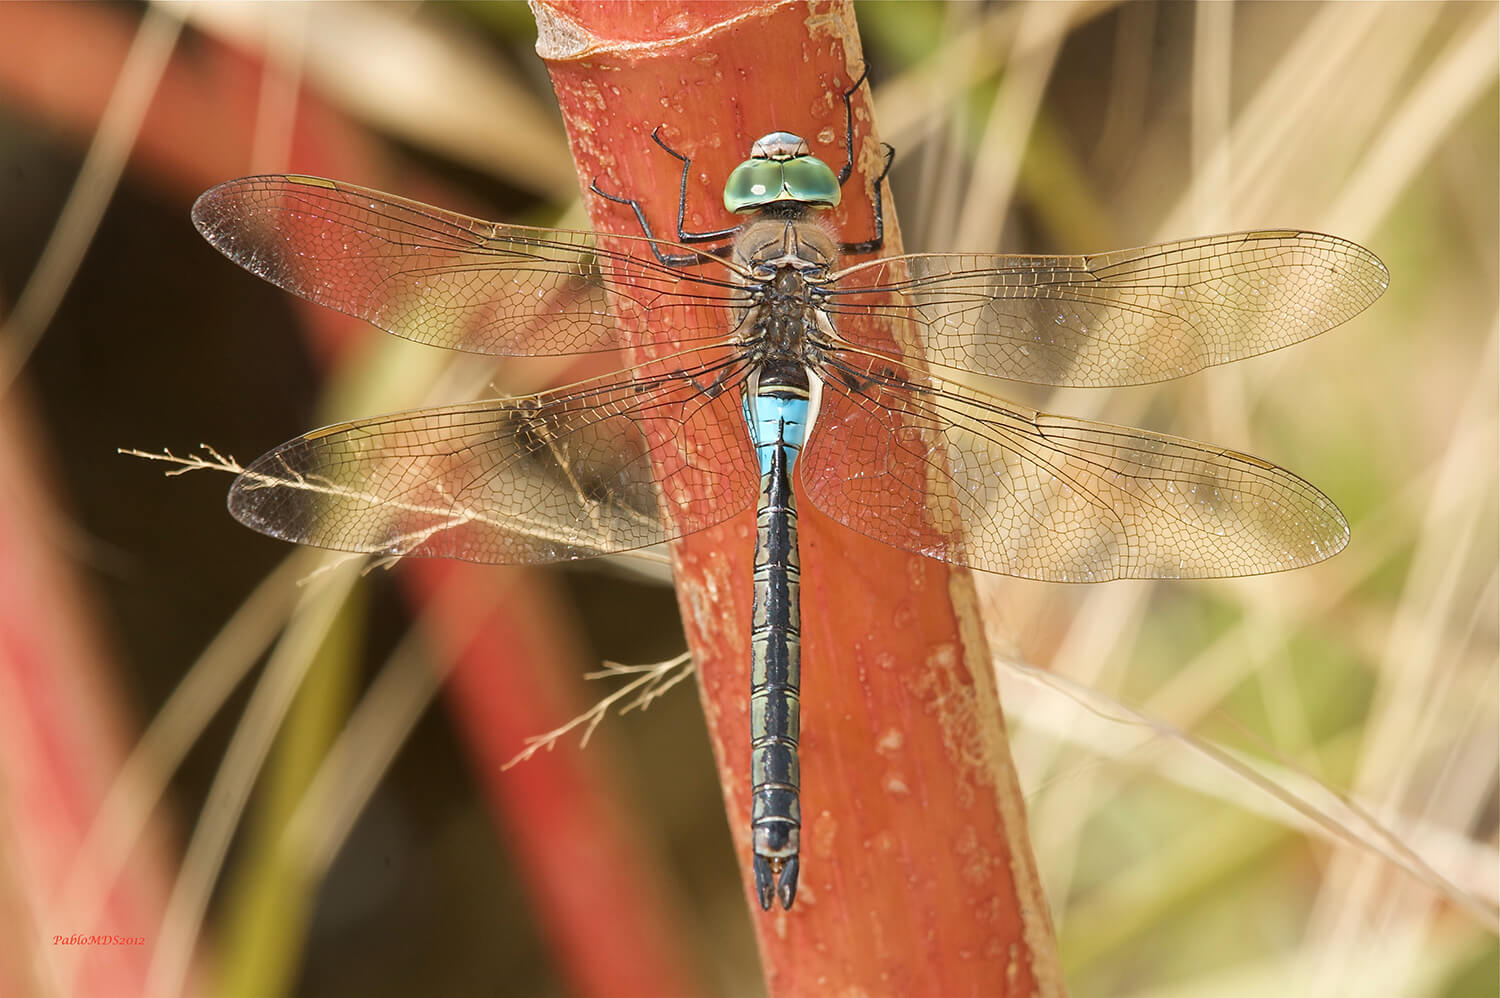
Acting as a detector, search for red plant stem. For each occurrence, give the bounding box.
[537,1,1063,993]
[0,5,697,995]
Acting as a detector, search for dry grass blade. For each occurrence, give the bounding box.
[999,655,1498,926]
[143,559,362,998]
[503,653,694,768]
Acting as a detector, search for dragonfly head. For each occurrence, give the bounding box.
[724,131,841,215]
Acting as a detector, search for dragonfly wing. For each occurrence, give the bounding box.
[801,356,1347,581]
[192,175,748,357]
[229,352,759,563]
[825,231,1387,386]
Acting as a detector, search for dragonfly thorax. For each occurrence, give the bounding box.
[733,217,837,363]
[734,215,838,277]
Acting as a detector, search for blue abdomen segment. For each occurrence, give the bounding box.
[746,391,809,474]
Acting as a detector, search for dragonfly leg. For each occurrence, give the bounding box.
[837,142,895,256]
[821,351,908,396]
[835,63,872,185]
[588,177,729,267]
[684,357,748,398]
[834,63,894,255]
[647,127,746,246]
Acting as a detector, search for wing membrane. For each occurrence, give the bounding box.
[824,231,1387,386]
[192,175,751,357]
[802,353,1347,581]
[228,350,758,563]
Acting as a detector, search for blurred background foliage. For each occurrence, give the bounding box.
[0,2,1494,996]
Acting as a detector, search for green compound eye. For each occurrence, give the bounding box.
[779,155,840,207]
[723,155,841,213]
[724,159,787,213]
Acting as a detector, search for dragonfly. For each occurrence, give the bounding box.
[191,75,1386,911]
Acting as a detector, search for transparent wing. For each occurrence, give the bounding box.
[823,231,1387,386]
[802,353,1347,581]
[228,350,758,563]
[192,175,751,357]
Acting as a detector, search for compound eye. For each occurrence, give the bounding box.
[779,155,840,208]
[724,160,786,214]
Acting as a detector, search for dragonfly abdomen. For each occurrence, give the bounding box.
[747,375,807,910]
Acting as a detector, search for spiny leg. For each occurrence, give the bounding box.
[837,142,894,256]
[834,65,896,255]
[648,127,744,245]
[835,63,871,184]
[589,176,731,267]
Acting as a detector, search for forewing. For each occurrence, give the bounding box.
[824,231,1387,386]
[192,175,749,357]
[801,354,1348,581]
[228,351,759,563]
